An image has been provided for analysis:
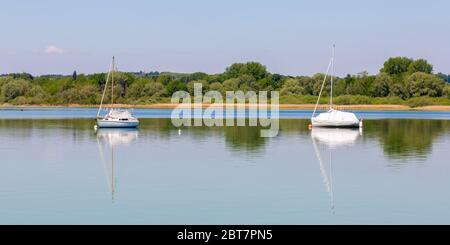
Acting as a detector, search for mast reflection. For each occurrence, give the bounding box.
[311,128,361,212]
[96,128,138,201]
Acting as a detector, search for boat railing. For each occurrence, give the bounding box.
[314,105,357,112]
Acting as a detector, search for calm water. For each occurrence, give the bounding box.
[0,108,450,224]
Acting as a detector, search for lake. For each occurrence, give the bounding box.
[0,108,450,224]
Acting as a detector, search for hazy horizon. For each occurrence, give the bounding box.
[1,0,449,76]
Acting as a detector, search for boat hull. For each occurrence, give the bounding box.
[311,118,362,128]
[311,121,361,128]
[96,119,139,128]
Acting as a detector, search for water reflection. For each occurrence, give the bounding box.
[311,128,361,149]
[1,116,450,224]
[96,128,138,200]
[0,118,449,160]
[363,119,450,160]
[224,126,266,152]
[311,128,361,212]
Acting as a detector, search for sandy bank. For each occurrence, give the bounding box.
[1,103,450,111]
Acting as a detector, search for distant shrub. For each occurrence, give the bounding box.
[145,82,166,97]
[372,96,405,105]
[280,94,325,104]
[407,97,435,108]
[1,79,30,100]
[334,95,372,105]
[26,85,48,99]
[280,78,305,96]
[127,81,146,99]
[10,96,29,105]
[405,72,445,97]
[209,82,224,95]
[58,85,98,104]
[444,85,450,99]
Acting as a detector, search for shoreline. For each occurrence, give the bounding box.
[1,103,450,111]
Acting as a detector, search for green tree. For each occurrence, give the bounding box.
[356,75,375,96]
[10,73,34,80]
[88,73,107,87]
[145,82,166,97]
[156,74,172,85]
[113,72,134,97]
[26,85,48,99]
[405,72,445,97]
[371,73,392,97]
[312,73,331,96]
[166,80,187,95]
[59,84,97,104]
[280,78,305,95]
[127,80,146,99]
[244,62,267,80]
[206,74,226,84]
[190,72,208,81]
[444,84,450,99]
[254,77,270,90]
[237,75,257,91]
[186,80,209,95]
[268,73,284,89]
[222,78,240,91]
[408,59,433,74]
[224,63,246,79]
[209,82,224,95]
[346,80,365,95]
[1,79,30,100]
[224,62,267,80]
[297,76,315,95]
[390,83,408,99]
[380,57,413,75]
[73,74,88,84]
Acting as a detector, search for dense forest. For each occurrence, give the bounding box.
[1,57,449,107]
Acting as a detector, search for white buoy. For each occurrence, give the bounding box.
[178,129,181,135]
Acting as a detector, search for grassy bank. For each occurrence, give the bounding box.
[279,95,450,108]
[2,96,450,111]
[3,95,450,108]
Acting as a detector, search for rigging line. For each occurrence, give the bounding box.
[312,58,332,118]
[96,133,112,193]
[311,135,331,194]
[97,59,113,117]
[312,135,334,212]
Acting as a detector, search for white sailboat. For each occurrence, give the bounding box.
[96,57,139,128]
[311,46,362,128]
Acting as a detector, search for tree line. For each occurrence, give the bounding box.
[1,57,449,106]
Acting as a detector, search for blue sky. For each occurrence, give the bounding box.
[1,0,449,76]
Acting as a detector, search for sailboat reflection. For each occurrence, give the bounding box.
[96,128,138,201]
[311,128,361,212]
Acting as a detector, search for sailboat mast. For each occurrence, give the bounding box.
[330,45,335,109]
[111,56,115,106]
